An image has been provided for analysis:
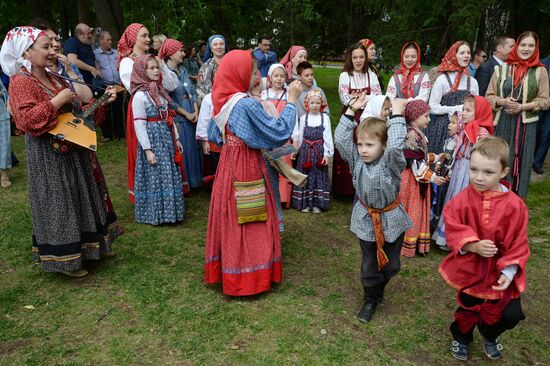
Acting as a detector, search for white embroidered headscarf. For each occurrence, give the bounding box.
[360,95,389,121]
[0,26,46,76]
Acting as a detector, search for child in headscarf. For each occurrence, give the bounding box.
[131,54,185,225]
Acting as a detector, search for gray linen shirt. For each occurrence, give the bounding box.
[334,115,412,243]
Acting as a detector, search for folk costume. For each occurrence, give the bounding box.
[335,108,412,320]
[161,39,204,189]
[204,50,297,296]
[333,54,382,197]
[131,55,185,225]
[291,89,333,212]
[1,27,118,272]
[261,63,293,209]
[439,183,529,346]
[386,42,431,102]
[117,23,179,203]
[433,96,493,248]
[399,100,438,257]
[428,42,479,154]
[486,32,549,198]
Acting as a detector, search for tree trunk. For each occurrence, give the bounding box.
[26,0,45,19]
[289,0,294,45]
[481,1,511,55]
[207,0,234,48]
[76,0,90,24]
[59,0,70,39]
[94,0,124,41]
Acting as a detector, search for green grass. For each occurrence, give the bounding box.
[1,68,549,365]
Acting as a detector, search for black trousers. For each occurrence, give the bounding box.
[101,94,125,139]
[450,292,525,344]
[359,233,404,288]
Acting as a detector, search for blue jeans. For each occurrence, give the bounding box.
[533,110,550,169]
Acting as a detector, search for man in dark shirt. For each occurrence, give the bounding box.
[64,23,100,85]
[474,35,515,96]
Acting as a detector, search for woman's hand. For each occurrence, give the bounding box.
[503,97,522,115]
[101,86,117,105]
[145,149,157,165]
[321,156,329,166]
[51,88,75,110]
[432,175,447,186]
[176,141,184,153]
[202,140,210,155]
[287,80,303,104]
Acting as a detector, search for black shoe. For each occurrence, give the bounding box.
[450,340,469,361]
[357,300,377,323]
[483,337,503,360]
[533,165,544,174]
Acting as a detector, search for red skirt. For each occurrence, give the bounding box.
[204,135,282,296]
[332,109,362,196]
[399,168,431,257]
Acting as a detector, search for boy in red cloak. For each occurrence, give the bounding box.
[438,136,530,361]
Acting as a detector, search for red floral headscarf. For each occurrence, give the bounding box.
[395,42,423,99]
[117,23,144,68]
[438,41,470,92]
[506,31,543,87]
[212,50,253,115]
[463,95,494,143]
[158,39,184,60]
[279,45,306,79]
[130,54,171,107]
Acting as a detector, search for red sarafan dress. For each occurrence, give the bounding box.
[204,50,297,296]
[439,184,530,300]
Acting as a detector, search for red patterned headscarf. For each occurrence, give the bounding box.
[506,31,543,87]
[212,50,253,115]
[279,45,306,79]
[463,95,494,143]
[438,41,470,92]
[158,39,184,60]
[359,38,374,49]
[396,42,423,99]
[404,99,430,124]
[130,54,171,107]
[117,23,144,68]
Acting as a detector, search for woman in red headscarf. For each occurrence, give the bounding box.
[204,50,302,296]
[486,31,549,198]
[387,42,431,102]
[432,95,494,251]
[428,41,479,154]
[117,23,179,202]
[280,45,308,82]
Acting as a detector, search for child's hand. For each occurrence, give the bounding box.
[437,153,446,162]
[464,239,498,257]
[176,141,184,153]
[290,152,297,160]
[492,274,512,291]
[145,149,157,165]
[391,99,408,115]
[321,156,329,166]
[433,175,446,186]
[287,80,303,104]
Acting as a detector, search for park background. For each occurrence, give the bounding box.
[1,1,550,365]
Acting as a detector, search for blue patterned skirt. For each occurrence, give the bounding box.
[0,119,11,169]
[177,117,203,189]
[134,122,185,225]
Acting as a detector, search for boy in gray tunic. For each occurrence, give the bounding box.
[335,95,412,323]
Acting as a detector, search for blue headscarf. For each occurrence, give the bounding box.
[202,34,226,63]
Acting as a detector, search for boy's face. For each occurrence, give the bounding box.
[469,151,509,192]
[357,132,385,163]
[299,68,314,87]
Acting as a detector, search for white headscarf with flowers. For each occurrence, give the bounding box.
[0,26,46,76]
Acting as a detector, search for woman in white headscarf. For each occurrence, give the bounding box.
[0,26,118,277]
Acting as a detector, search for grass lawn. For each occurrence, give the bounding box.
[1,68,549,365]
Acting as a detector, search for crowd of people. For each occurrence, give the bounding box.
[1,20,549,362]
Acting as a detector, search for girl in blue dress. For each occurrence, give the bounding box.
[161,39,203,189]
